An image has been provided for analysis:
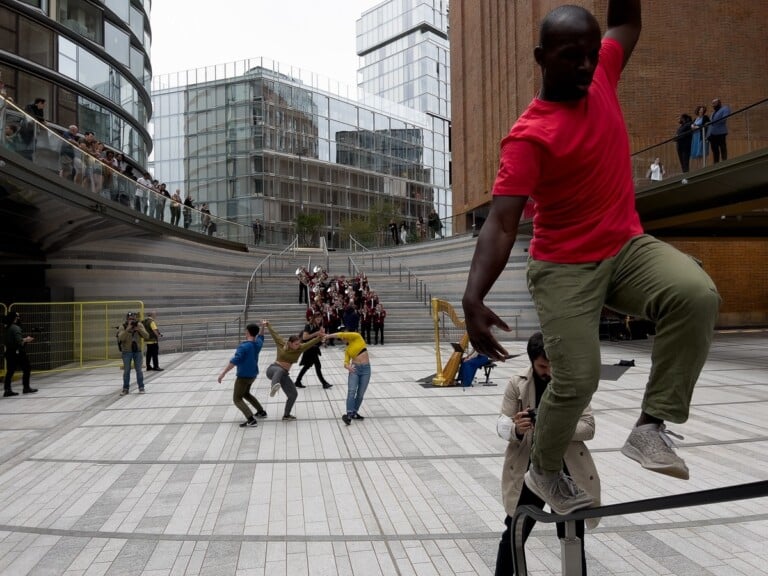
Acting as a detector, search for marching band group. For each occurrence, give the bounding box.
[296,266,387,345]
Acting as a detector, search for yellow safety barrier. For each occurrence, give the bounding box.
[4,301,143,375]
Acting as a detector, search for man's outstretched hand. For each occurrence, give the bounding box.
[463,299,511,361]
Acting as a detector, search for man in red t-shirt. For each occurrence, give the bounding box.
[463,1,720,516]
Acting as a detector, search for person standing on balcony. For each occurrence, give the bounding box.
[183,194,194,228]
[690,105,710,163]
[59,124,79,180]
[675,113,693,173]
[135,171,151,214]
[708,97,731,163]
[388,219,399,245]
[170,190,182,226]
[462,0,720,516]
[19,97,45,161]
[646,157,665,181]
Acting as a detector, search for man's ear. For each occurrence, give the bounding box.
[534,45,544,67]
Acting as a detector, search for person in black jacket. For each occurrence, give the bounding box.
[294,313,332,389]
[675,113,693,173]
[20,98,46,160]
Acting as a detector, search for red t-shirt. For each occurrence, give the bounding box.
[492,38,643,263]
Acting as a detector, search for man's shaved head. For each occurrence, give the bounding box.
[539,5,601,49]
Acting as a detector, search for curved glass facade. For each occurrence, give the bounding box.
[151,60,450,246]
[0,0,152,165]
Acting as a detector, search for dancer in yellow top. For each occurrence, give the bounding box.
[327,329,370,425]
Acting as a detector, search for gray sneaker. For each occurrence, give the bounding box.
[269,383,281,397]
[621,423,689,479]
[524,467,594,515]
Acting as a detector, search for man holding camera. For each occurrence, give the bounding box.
[117,312,149,395]
[494,332,600,575]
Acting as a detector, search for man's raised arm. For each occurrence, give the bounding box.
[605,0,641,68]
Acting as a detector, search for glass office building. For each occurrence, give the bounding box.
[0,0,152,165]
[151,60,448,246]
[356,0,451,232]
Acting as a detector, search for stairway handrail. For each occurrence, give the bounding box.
[242,253,275,322]
[348,235,371,253]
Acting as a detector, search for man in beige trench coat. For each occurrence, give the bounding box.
[495,332,601,575]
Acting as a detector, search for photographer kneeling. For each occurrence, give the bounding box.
[118,311,149,395]
[494,332,601,575]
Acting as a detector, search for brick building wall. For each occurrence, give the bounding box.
[449,0,767,327]
[666,238,768,327]
[450,0,768,227]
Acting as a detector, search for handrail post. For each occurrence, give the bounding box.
[561,520,583,576]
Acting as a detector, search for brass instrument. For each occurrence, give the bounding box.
[431,298,468,386]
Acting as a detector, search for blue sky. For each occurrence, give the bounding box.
[151,0,384,89]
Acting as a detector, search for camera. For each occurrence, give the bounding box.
[129,320,138,327]
[527,408,537,424]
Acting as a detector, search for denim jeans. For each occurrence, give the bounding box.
[122,351,144,390]
[346,362,371,414]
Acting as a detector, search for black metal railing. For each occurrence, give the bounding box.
[512,479,768,576]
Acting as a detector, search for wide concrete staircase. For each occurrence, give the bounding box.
[43,233,537,352]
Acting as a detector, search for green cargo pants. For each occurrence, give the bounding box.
[527,235,720,473]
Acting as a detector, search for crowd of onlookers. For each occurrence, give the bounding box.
[297,268,388,345]
[647,97,733,181]
[2,97,216,234]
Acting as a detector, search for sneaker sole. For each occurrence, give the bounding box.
[621,443,690,480]
[523,471,593,515]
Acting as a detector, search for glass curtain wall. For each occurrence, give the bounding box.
[151,61,447,247]
[356,0,451,235]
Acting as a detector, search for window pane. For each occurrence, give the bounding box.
[58,0,103,44]
[19,17,54,67]
[129,46,143,79]
[104,21,129,65]
[0,6,17,53]
[103,0,129,21]
[77,48,109,96]
[128,4,142,39]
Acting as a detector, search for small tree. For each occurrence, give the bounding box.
[295,211,324,247]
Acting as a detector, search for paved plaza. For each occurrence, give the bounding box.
[1,333,767,575]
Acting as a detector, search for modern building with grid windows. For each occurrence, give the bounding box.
[0,0,153,166]
[150,61,448,247]
[356,0,451,232]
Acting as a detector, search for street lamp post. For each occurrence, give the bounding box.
[297,147,308,212]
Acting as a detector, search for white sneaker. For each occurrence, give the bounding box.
[269,382,281,397]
